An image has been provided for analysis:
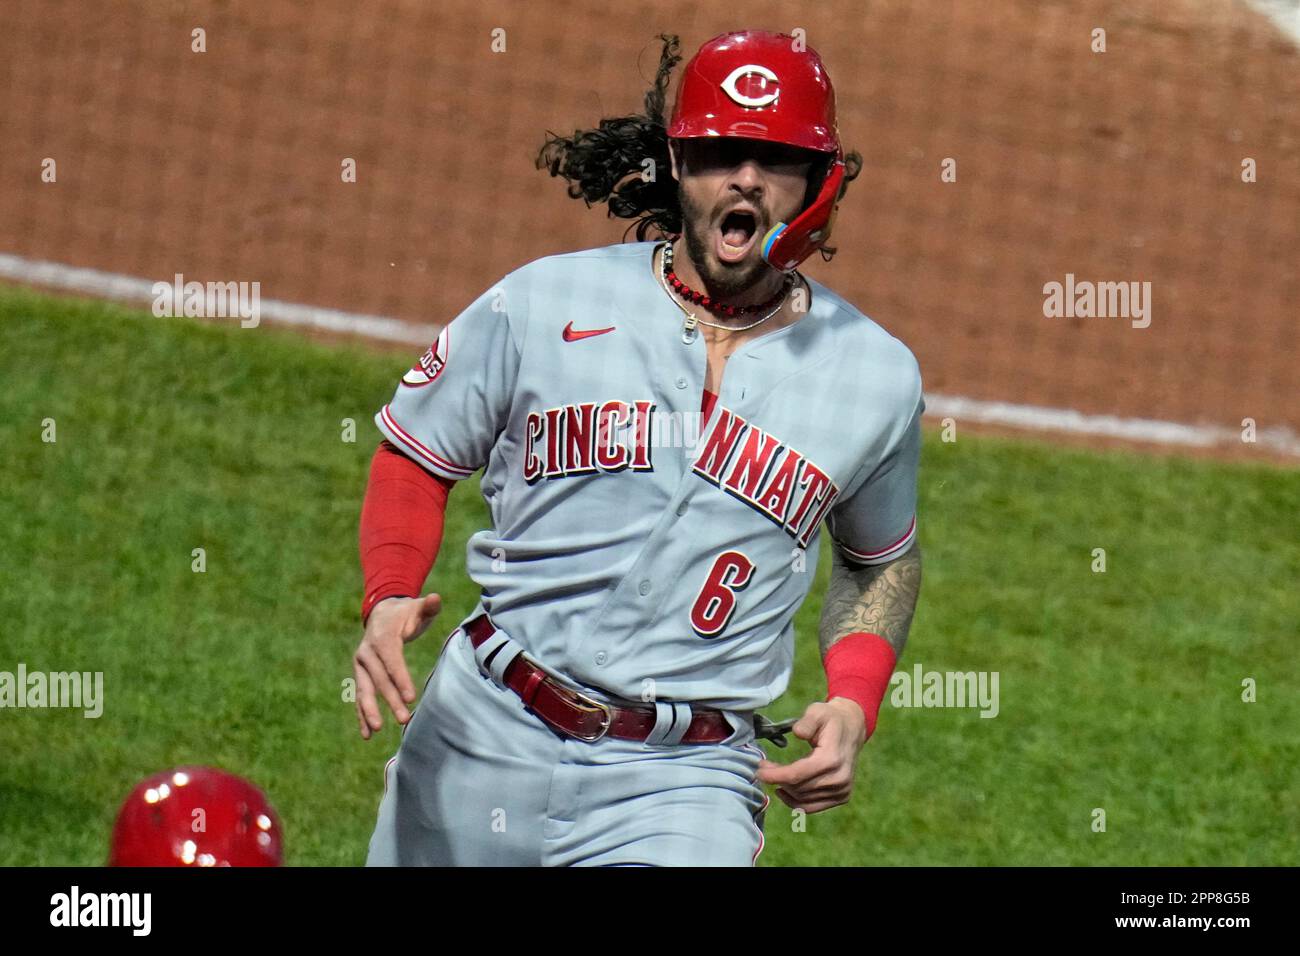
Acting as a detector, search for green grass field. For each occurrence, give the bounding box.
[0,287,1295,866]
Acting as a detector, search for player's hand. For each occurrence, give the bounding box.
[756,697,867,813]
[353,593,443,740]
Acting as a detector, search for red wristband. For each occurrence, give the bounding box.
[823,633,897,738]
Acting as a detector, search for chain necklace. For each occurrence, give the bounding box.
[659,241,795,345]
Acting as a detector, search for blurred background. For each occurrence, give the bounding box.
[0,0,1296,866]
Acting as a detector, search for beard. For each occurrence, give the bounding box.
[678,186,773,300]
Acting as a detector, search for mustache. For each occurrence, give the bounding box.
[677,187,767,230]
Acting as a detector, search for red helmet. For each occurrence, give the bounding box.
[108,767,284,867]
[667,31,847,272]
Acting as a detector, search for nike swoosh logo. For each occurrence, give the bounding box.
[562,321,616,342]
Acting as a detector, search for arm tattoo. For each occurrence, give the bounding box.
[818,543,922,659]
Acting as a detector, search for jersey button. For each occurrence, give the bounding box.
[637,579,652,596]
[594,651,608,666]
[674,377,688,389]
[676,501,688,516]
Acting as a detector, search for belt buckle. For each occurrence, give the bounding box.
[566,688,613,742]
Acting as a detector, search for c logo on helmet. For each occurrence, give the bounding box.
[720,64,780,108]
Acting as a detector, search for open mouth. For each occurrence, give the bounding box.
[715,208,759,263]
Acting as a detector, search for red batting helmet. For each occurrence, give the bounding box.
[667,31,846,272]
[108,766,284,867]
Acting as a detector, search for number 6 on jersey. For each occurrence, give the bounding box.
[690,550,756,638]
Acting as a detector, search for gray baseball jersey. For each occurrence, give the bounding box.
[374,240,922,712]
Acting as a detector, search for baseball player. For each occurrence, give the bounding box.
[354,31,924,866]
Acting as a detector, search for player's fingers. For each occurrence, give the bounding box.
[373,636,418,707]
[776,774,852,811]
[773,786,848,813]
[352,666,370,740]
[780,780,852,806]
[757,759,807,787]
[355,694,371,740]
[757,752,836,787]
[756,759,786,784]
[774,787,799,809]
[353,659,382,737]
[789,795,845,815]
[419,592,442,620]
[358,644,410,725]
[777,765,853,799]
[792,704,833,741]
[766,755,849,793]
[405,593,443,642]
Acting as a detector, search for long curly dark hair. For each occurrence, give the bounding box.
[536,33,864,253]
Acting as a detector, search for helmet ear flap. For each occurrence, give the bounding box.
[761,151,846,273]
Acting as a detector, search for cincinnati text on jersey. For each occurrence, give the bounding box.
[523,401,839,549]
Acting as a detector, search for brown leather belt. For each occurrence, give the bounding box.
[462,614,733,745]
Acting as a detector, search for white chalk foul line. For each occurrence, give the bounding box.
[923,394,1299,458]
[0,253,439,345]
[1,252,1296,458]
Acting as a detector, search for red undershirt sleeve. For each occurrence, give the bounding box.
[359,440,456,623]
